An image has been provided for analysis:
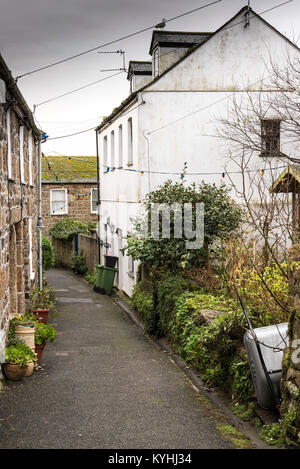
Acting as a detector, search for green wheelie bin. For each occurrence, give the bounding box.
[101,266,118,295]
[95,265,104,288]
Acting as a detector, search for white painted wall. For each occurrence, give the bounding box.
[99,9,300,296]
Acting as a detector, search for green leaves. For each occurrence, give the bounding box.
[42,235,55,271]
[5,343,37,367]
[35,323,56,345]
[49,218,96,241]
[123,180,242,271]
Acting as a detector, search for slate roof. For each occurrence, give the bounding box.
[42,155,97,183]
[127,61,152,80]
[149,31,212,54]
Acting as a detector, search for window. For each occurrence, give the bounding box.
[28,218,35,280]
[6,109,12,179]
[127,118,133,165]
[111,130,115,167]
[103,135,108,170]
[129,74,134,93]
[50,189,68,215]
[153,47,159,77]
[118,125,123,168]
[261,119,281,156]
[91,188,98,214]
[19,125,25,183]
[128,255,134,278]
[28,130,33,185]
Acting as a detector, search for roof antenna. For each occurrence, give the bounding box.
[244,0,250,28]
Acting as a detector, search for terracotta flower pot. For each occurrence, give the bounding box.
[31,309,50,325]
[1,363,26,381]
[35,343,46,366]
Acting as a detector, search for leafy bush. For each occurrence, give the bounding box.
[234,263,289,325]
[30,285,57,310]
[85,271,97,286]
[170,291,254,397]
[156,274,197,336]
[72,250,88,275]
[131,281,155,333]
[49,218,96,241]
[123,180,242,271]
[42,235,55,271]
[35,323,56,345]
[5,343,37,367]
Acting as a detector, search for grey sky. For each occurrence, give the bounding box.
[0,0,299,155]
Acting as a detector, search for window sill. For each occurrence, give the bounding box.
[51,213,68,216]
[259,151,281,158]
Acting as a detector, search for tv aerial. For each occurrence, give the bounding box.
[97,49,127,73]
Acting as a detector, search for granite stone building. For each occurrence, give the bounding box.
[0,53,41,355]
[41,155,98,236]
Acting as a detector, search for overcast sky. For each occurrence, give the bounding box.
[0,0,299,155]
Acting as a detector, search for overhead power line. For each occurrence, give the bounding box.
[34,71,124,108]
[14,0,223,80]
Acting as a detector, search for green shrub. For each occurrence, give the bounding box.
[35,323,56,345]
[156,274,197,336]
[85,271,97,286]
[5,343,37,367]
[131,281,155,333]
[42,235,55,271]
[50,218,96,241]
[72,250,88,275]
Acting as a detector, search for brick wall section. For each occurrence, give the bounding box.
[281,243,300,446]
[42,182,98,237]
[0,72,40,357]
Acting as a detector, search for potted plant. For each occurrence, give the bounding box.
[10,314,36,352]
[35,323,56,365]
[29,286,57,324]
[1,343,37,381]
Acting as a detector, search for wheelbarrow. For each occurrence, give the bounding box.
[235,287,289,410]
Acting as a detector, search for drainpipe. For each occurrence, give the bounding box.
[95,129,101,264]
[37,139,43,290]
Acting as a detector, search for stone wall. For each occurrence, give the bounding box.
[51,233,98,273]
[42,182,98,237]
[0,71,40,360]
[281,244,300,446]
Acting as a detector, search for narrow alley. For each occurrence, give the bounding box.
[0,269,244,449]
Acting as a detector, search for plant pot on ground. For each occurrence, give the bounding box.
[29,286,57,324]
[35,323,57,365]
[1,343,37,381]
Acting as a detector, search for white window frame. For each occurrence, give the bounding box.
[28,130,33,186]
[103,135,108,171]
[111,130,115,167]
[90,188,98,214]
[50,188,68,215]
[6,109,12,179]
[118,124,123,168]
[28,217,35,281]
[153,47,159,77]
[127,118,133,166]
[19,125,25,184]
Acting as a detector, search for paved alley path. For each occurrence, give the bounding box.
[0,269,237,449]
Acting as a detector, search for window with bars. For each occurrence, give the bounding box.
[50,189,68,215]
[91,188,98,214]
[261,119,281,156]
[127,118,133,165]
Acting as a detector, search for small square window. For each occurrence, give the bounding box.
[50,189,68,215]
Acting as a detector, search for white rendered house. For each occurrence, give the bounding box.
[96,6,300,296]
